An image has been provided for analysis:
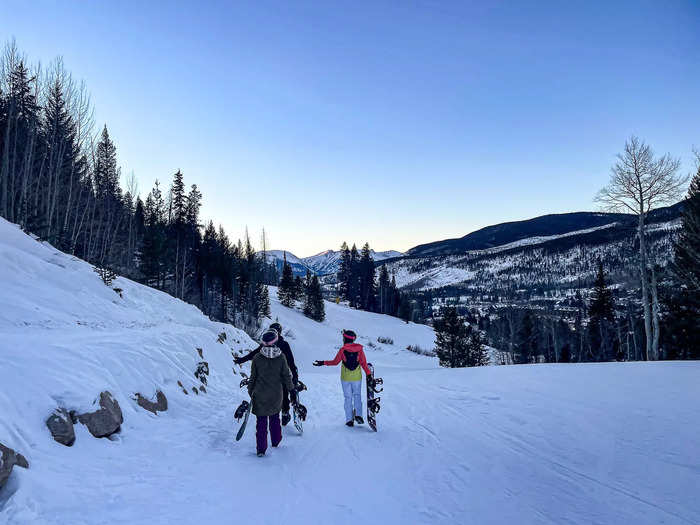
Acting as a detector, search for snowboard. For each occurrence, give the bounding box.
[234,400,251,441]
[292,381,307,435]
[366,363,383,432]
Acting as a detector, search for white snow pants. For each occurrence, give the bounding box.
[341,380,363,421]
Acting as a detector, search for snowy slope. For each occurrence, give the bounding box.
[1,218,699,525]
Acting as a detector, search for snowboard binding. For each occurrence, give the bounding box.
[239,377,249,388]
[234,400,250,420]
[293,402,307,422]
[369,376,383,393]
[368,397,381,414]
[295,380,308,392]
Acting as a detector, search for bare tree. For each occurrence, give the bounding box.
[595,136,687,360]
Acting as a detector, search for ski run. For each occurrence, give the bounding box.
[1,217,699,525]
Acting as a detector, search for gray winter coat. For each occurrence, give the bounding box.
[248,351,294,416]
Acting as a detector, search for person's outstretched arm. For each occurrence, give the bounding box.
[313,348,343,367]
[235,345,261,365]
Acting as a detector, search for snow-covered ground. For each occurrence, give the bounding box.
[1,217,699,525]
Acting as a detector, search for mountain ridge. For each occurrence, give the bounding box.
[407,203,683,257]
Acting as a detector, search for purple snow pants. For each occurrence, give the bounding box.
[256,413,282,454]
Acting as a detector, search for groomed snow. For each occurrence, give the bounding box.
[1,217,699,525]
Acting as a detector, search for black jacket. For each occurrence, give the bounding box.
[239,336,299,384]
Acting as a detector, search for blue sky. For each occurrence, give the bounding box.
[3,1,699,255]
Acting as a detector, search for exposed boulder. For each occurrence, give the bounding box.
[78,391,123,438]
[0,443,29,491]
[194,361,209,385]
[46,408,76,446]
[135,390,168,414]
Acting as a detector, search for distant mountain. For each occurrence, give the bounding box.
[304,249,404,275]
[265,250,312,277]
[266,248,404,277]
[409,211,636,256]
[386,202,684,296]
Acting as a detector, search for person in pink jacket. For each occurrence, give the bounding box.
[313,329,372,427]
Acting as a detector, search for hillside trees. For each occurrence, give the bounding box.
[336,240,405,320]
[0,41,275,336]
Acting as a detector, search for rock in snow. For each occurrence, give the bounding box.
[45,409,76,446]
[135,391,168,415]
[0,443,29,491]
[78,391,123,438]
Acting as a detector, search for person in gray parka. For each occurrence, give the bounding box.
[248,329,295,456]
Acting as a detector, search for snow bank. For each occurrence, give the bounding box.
[0,218,256,521]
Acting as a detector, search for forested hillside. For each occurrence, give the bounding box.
[0,42,276,334]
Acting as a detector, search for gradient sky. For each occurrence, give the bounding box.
[3,1,699,256]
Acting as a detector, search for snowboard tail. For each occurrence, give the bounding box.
[235,400,251,441]
[292,381,307,435]
[366,363,383,432]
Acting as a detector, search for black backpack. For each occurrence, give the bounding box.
[343,350,359,371]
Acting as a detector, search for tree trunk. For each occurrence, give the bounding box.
[650,262,661,360]
[638,214,653,360]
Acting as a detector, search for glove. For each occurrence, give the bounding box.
[313,360,325,367]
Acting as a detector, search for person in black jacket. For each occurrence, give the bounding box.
[235,322,299,425]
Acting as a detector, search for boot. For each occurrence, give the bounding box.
[354,415,364,425]
[346,420,354,427]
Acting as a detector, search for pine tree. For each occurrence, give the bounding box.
[170,170,186,224]
[434,307,471,368]
[358,243,376,311]
[466,326,490,366]
[349,244,360,307]
[310,274,326,321]
[398,296,412,323]
[588,261,616,361]
[303,271,325,322]
[258,283,271,318]
[337,242,352,301]
[293,275,304,303]
[665,158,700,359]
[378,265,390,314]
[278,253,295,307]
[303,270,313,317]
[517,310,538,364]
